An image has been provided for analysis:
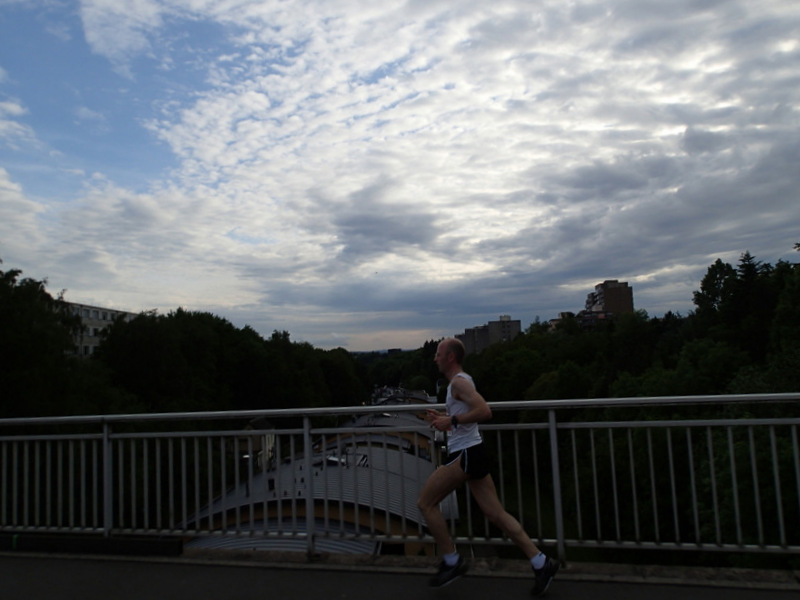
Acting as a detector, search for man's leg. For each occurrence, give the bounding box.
[417,459,468,554]
[467,474,539,558]
[468,475,558,596]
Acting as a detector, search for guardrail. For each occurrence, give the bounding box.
[2,393,799,562]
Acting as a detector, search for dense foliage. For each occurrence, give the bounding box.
[93,312,369,414]
[1,246,798,418]
[0,267,114,418]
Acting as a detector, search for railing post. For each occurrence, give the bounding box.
[303,416,315,557]
[102,420,113,537]
[548,409,566,562]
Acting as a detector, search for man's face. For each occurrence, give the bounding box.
[434,342,449,373]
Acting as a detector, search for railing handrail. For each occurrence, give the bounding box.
[2,392,798,428]
[2,392,798,561]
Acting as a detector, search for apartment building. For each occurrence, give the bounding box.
[585,279,634,314]
[67,302,138,357]
[548,280,635,330]
[456,315,521,355]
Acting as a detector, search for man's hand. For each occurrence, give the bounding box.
[426,408,451,431]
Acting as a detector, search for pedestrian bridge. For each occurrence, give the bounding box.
[2,392,799,569]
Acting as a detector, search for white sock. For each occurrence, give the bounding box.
[531,552,546,570]
[444,551,460,566]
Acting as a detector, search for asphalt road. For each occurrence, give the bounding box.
[2,554,799,600]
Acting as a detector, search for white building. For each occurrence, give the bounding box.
[67,302,138,357]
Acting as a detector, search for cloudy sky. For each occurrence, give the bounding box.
[1,0,798,351]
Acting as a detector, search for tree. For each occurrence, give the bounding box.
[525,361,591,400]
[674,339,749,394]
[692,258,737,319]
[769,259,800,353]
[0,264,97,416]
[95,309,258,413]
[691,252,782,363]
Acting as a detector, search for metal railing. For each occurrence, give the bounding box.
[2,393,799,562]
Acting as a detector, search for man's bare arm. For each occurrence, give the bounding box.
[450,376,492,423]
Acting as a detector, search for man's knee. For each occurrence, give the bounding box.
[417,495,434,515]
[483,507,506,525]
[479,504,512,526]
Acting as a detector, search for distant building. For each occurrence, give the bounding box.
[547,311,575,329]
[585,280,634,314]
[456,315,521,354]
[549,280,635,330]
[66,302,138,357]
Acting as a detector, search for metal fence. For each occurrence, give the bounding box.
[2,393,799,562]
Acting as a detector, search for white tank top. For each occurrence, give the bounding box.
[446,372,483,453]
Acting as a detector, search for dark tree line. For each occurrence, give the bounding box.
[93,311,369,415]
[0,263,369,418]
[1,246,798,419]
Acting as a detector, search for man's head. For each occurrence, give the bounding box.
[434,337,465,375]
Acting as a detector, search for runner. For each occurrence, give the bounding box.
[417,337,558,595]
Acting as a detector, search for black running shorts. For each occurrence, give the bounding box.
[445,442,491,480]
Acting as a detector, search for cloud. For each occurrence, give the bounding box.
[2,0,799,349]
[74,106,105,122]
[0,99,35,147]
[79,0,166,70]
[0,167,46,265]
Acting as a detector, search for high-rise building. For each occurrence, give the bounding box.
[585,280,634,314]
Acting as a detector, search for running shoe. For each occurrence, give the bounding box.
[531,556,559,596]
[429,556,468,587]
